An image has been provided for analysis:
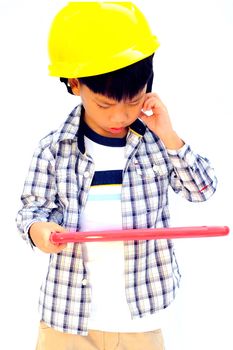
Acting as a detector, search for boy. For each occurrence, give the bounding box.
[16,2,217,350]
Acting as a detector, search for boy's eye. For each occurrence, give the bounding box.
[97,104,111,109]
[129,101,140,106]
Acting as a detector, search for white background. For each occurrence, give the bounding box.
[0,1,232,349]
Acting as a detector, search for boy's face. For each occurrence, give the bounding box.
[69,79,147,138]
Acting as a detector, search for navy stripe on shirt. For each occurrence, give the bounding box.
[83,122,126,147]
[91,170,123,186]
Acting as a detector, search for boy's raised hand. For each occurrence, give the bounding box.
[29,222,67,253]
[139,93,184,150]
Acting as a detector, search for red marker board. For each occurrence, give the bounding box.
[50,226,230,244]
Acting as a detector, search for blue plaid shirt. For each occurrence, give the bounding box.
[16,105,217,335]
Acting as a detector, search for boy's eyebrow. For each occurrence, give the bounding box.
[125,93,145,103]
[94,92,144,105]
[129,94,144,102]
[94,96,117,105]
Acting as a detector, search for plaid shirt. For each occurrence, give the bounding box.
[16,105,217,335]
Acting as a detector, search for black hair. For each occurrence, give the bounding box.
[60,54,154,100]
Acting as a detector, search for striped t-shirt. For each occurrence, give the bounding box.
[79,123,164,332]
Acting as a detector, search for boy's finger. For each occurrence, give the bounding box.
[54,243,67,252]
[52,224,68,233]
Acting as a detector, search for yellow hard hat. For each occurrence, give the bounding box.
[48,2,159,78]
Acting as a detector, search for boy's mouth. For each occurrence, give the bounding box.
[109,127,125,134]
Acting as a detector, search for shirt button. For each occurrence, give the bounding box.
[82,279,88,286]
[83,171,90,178]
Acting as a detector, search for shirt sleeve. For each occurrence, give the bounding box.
[167,143,217,202]
[16,142,63,246]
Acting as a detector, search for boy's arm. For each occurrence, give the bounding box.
[166,144,217,202]
[140,92,217,201]
[16,142,67,252]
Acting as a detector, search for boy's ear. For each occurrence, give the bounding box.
[68,78,80,95]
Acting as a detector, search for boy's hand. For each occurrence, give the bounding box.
[139,93,184,150]
[29,222,68,254]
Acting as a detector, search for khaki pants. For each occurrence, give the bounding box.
[36,322,165,350]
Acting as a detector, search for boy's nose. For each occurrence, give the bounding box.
[110,106,129,125]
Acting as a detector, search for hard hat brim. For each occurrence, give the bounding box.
[49,36,159,78]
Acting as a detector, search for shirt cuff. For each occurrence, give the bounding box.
[24,219,46,249]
